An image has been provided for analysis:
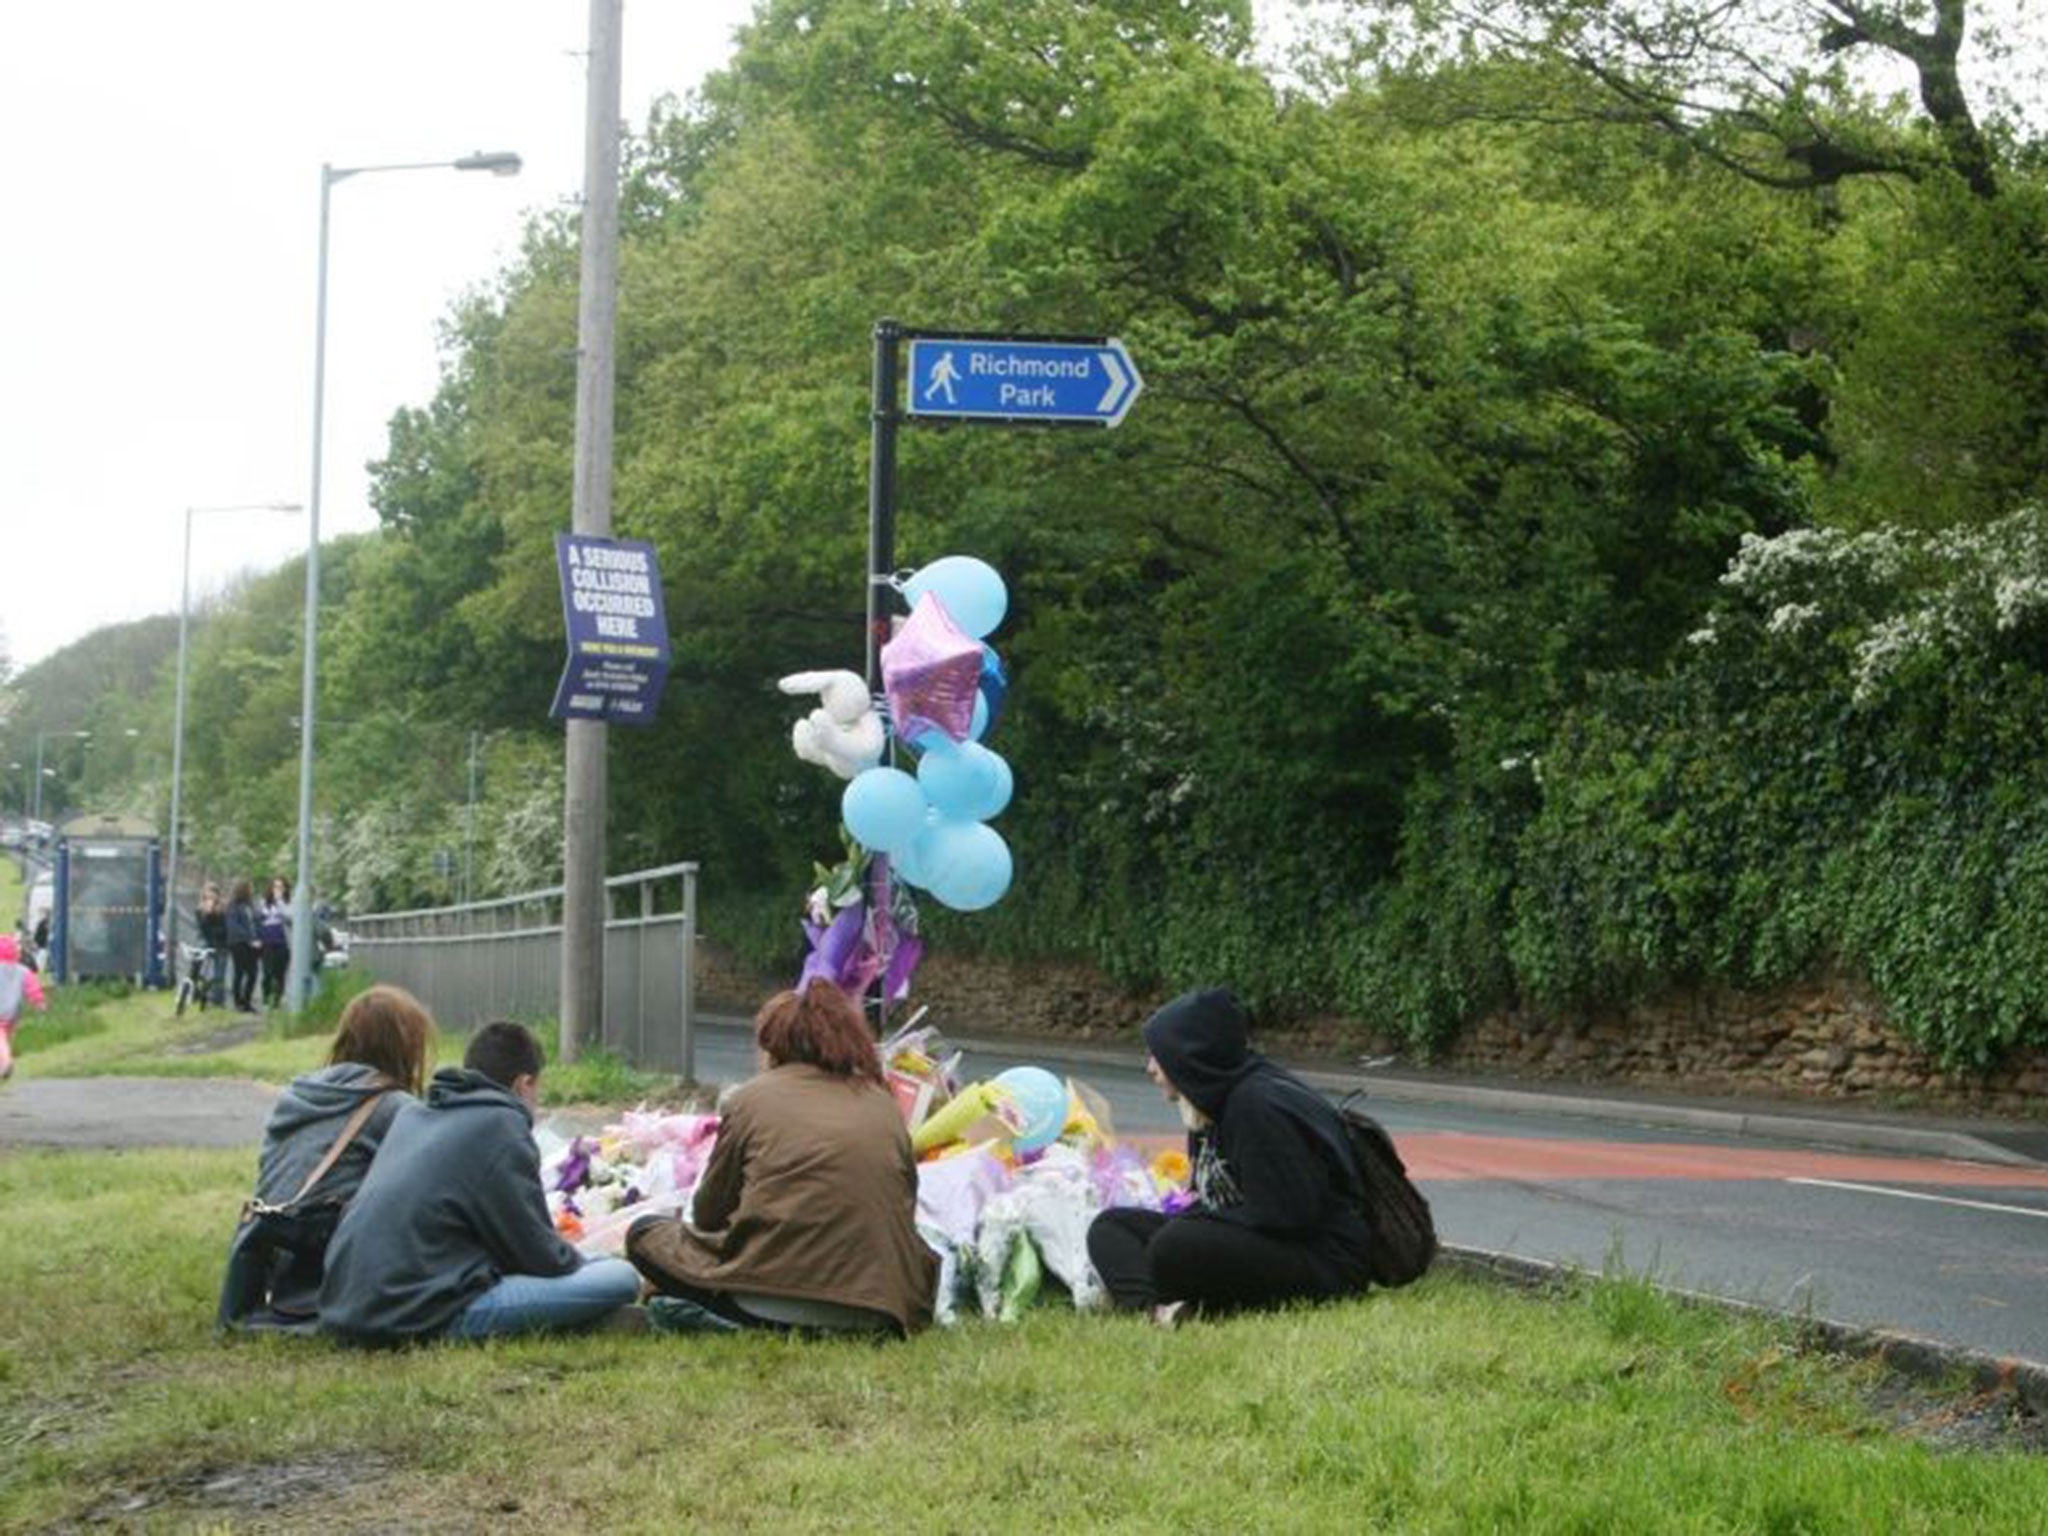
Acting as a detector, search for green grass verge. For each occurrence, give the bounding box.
[0,1149,2042,1531]
[13,987,351,1083]
[538,1046,682,1107]
[12,982,686,1106]
[1,854,24,928]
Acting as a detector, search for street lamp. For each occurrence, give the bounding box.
[287,148,522,1012]
[31,730,90,823]
[166,501,301,961]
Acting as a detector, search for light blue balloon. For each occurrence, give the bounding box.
[968,690,990,742]
[994,1066,1067,1154]
[841,767,929,854]
[904,555,1008,640]
[918,740,1007,821]
[984,752,1014,818]
[893,807,942,888]
[919,819,1013,912]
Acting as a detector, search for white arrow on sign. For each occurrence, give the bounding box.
[1097,349,1132,417]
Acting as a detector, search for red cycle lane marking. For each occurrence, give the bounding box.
[1396,1131,2048,1190]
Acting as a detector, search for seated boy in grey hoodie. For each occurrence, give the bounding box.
[319,1022,641,1344]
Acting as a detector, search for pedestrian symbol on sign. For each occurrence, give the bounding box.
[924,349,960,406]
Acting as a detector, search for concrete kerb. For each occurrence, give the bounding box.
[1440,1242,2048,1415]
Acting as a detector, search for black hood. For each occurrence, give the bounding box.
[1142,987,1261,1117]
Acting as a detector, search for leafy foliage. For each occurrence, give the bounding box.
[9,1,2048,1067]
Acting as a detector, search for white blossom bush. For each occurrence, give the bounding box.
[1712,507,2048,704]
[479,744,564,897]
[1512,505,2048,1068]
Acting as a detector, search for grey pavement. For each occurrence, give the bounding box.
[0,1075,277,1149]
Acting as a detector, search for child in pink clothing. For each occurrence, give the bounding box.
[0,933,48,1079]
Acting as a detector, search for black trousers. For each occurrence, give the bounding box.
[231,944,262,1009]
[260,945,290,1006]
[1086,1207,1358,1315]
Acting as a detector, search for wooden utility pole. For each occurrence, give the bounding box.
[560,0,623,1063]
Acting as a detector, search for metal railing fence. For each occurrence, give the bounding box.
[349,861,698,1078]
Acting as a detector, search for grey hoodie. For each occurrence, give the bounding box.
[256,1063,407,1207]
[249,1063,410,1316]
[317,1066,582,1344]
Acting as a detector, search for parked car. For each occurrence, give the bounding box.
[314,903,350,968]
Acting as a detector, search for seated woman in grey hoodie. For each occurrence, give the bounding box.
[217,985,431,1329]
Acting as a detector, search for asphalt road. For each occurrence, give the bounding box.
[7,1018,2043,1363]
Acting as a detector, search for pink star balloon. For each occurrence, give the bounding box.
[882,592,983,745]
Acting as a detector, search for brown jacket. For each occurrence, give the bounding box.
[629,1063,937,1333]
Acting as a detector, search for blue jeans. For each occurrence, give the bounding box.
[446,1258,641,1340]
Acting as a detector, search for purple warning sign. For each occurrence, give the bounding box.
[550,533,671,726]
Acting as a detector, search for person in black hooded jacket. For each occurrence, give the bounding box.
[1086,987,1373,1320]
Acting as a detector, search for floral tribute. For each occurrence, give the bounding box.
[537,1019,1189,1322]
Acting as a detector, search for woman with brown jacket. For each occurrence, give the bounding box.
[626,981,937,1335]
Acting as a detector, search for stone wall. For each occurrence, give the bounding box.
[694,940,1167,1042]
[693,940,2048,1111]
[1439,979,2048,1113]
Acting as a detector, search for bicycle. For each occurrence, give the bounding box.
[175,943,218,1017]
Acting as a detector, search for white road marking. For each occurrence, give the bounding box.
[1787,1177,2048,1221]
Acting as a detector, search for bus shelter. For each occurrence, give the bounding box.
[53,813,165,987]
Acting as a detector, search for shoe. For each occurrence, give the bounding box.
[1151,1301,1188,1331]
[646,1296,743,1336]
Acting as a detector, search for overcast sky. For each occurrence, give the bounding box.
[1,1,758,669]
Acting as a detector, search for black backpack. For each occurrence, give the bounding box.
[1336,1092,1437,1288]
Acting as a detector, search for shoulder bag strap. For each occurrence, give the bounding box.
[258,1091,389,1214]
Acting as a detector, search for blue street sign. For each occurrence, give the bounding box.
[905,336,1143,426]
[550,533,672,726]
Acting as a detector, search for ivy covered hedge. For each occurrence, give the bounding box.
[1003,509,2048,1069]
[1503,510,2048,1068]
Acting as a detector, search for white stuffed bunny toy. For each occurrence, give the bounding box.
[779,669,886,780]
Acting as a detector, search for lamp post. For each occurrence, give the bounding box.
[287,148,522,1013]
[31,730,90,823]
[166,502,301,962]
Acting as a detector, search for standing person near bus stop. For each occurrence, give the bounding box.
[258,877,293,1009]
[225,879,261,1013]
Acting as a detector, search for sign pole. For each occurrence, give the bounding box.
[863,319,902,1034]
[866,318,901,690]
[560,0,623,1066]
